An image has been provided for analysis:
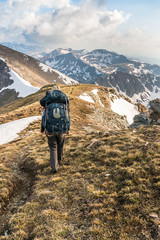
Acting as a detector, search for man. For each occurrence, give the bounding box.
[40,85,70,174]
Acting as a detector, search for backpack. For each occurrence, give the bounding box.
[40,90,69,107]
[41,90,70,134]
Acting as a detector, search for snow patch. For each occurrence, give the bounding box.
[60,49,71,54]
[106,68,117,74]
[53,68,78,85]
[0,116,41,145]
[0,69,39,97]
[132,86,160,106]
[91,89,104,107]
[39,62,53,73]
[131,64,150,76]
[79,93,94,103]
[79,89,104,106]
[95,68,103,75]
[0,57,5,62]
[91,89,99,95]
[110,94,139,124]
[39,62,78,85]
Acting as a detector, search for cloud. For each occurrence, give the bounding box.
[0,0,130,49]
[2,0,159,63]
[109,27,160,60]
[8,0,71,10]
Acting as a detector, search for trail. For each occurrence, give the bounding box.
[0,148,35,237]
[0,120,41,238]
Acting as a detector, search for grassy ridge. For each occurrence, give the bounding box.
[0,120,159,239]
[0,84,159,239]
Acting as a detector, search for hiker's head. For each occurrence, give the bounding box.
[51,84,60,91]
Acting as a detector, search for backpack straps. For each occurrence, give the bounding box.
[44,103,47,128]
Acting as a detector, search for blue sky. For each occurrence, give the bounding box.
[0,0,160,64]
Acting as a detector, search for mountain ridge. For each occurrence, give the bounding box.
[0,43,159,106]
[41,48,160,105]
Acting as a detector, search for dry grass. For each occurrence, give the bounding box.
[0,121,159,240]
[0,84,159,239]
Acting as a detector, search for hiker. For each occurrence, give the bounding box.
[40,85,70,174]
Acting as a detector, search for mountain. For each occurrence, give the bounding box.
[40,48,103,83]
[0,45,78,106]
[43,52,104,83]
[40,48,88,61]
[0,42,47,59]
[41,48,160,105]
[0,84,159,239]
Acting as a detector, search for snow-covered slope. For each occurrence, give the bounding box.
[0,69,39,97]
[43,53,103,83]
[78,88,139,125]
[0,45,78,106]
[110,94,139,124]
[41,48,160,105]
[39,62,78,85]
[81,49,131,72]
[41,48,88,62]
[0,57,41,106]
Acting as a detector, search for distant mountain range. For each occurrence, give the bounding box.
[0,43,160,105]
[40,48,160,105]
[0,42,46,59]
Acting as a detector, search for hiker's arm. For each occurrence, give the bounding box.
[67,97,70,112]
[40,96,47,107]
[41,124,45,133]
[41,117,45,133]
[41,108,45,133]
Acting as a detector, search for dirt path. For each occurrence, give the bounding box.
[0,148,35,237]
[0,121,41,238]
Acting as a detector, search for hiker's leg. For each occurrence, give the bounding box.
[47,135,59,172]
[57,134,65,164]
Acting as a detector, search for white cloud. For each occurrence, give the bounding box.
[0,0,130,48]
[109,27,160,60]
[8,0,71,10]
[1,0,160,64]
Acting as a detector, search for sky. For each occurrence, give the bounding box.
[0,0,160,64]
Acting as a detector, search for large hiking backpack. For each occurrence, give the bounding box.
[41,90,70,134]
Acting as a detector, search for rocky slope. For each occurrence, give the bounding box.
[41,48,160,105]
[0,45,78,107]
[130,98,160,128]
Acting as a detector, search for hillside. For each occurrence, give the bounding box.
[0,45,78,107]
[0,44,77,88]
[0,84,159,239]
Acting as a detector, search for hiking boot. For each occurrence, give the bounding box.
[51,169,57,174]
